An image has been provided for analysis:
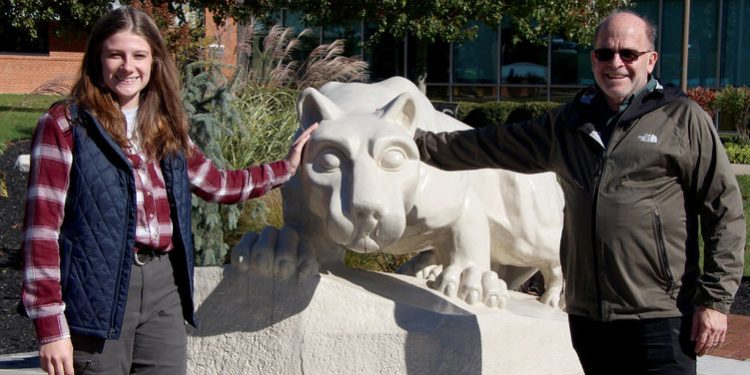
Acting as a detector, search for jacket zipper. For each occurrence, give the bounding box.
[590,101,640,320]
[587,91,651,320]
[109,180,131,339]
[653,211,675,295]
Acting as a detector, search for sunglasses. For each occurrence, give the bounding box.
[593,48,651,63]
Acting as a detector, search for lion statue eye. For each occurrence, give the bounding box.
[315,149,343,172]
[379,148,407,171]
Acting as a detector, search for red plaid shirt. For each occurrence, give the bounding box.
[22,104,292,344]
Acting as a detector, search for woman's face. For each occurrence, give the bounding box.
[100,30,153,110]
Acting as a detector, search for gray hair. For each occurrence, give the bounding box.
[594,10,657,50]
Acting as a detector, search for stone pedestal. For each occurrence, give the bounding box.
[188,266,583,375]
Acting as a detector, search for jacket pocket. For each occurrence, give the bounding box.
[652,210,676,297]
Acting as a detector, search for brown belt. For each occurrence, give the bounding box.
[133,246,163,266]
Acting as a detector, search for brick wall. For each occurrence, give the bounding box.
[0,11,237,94]
[0,52,82,94]
[0,26,85,94]
[205,9,239,71]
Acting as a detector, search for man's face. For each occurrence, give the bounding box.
[591,13,658,110]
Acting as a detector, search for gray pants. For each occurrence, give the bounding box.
[72,252,187,375]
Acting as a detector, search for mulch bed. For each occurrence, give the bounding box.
[0,138,748,355]
[0,139,36,354]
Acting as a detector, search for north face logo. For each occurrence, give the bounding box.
[637,133,658,143]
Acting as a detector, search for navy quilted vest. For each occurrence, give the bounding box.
[59,106,195,339]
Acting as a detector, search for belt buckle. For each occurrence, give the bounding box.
[133,247,154,266]
[134,251,146,266]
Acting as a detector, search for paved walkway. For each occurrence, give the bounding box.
[732,163,750,175]
[713,314,750,361]
[1,326,748,375]
[0,353,747,375]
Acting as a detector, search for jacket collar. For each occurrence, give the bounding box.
[568,79,685,131]
[69,102,134,171]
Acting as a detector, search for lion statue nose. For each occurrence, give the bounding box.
[355,210,380,235]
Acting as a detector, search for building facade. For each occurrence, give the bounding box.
[1,0,749,104]
[0,26,85,94]
[0,9,236,95]
[274,0,750,105]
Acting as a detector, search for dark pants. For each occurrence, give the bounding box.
[568,315,696,375]
[71,251,187,375]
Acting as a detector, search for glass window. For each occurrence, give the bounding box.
[722,0,750,86]
[630,1,660,24]
[630,1,661,77]
[500,19,547,97]
[365,24,405,81]
[282,9,307,34]
[406,35,449,84]
[452,85,498,102]
[323,21,362,56]
[453,21,498,84]
[550,37,593,85]
[0,21,48,53]
[688,0,720,87]
[280,10,320,65]
[657,0,685,87]
[425,85,450,101]
[425,41,450,83]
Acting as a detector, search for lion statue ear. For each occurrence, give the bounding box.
[379,92,419,136]
[297,87,344,130]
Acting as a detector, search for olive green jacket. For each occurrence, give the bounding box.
[414,83,745,320]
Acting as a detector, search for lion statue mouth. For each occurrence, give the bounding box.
[346,235,382,253]
[338,212,396,253]
[343,218,388,253]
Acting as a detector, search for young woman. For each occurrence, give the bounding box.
[21,6,315,375]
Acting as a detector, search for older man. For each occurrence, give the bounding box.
[414,10,745,374]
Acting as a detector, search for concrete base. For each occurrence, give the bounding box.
[188,266,583,375]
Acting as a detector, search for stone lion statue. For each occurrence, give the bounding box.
[232,76,565,308]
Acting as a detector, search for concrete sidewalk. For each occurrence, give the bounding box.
[1,351,748,375]
[732,163,750,175]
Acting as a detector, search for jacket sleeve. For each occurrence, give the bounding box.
[688,102,746,314]
[413,108,563,174]
[22,106,73,345]
[187,142,292,204]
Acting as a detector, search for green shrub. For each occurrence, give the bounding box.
[345,251,416,273]
[236,20,368,90]
[220,85,299,246]
[686,86,717,118]
[716,86,750,142]
[455,101,561,128]
[182,60,242,266]
[221,86,298,169]
[724,141,750,164]
[185,20,369,265]
[736,175,750,276]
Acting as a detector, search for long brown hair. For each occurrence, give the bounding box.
[70,5,190,160]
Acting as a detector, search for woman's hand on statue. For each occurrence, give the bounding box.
[286,123,319,174]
